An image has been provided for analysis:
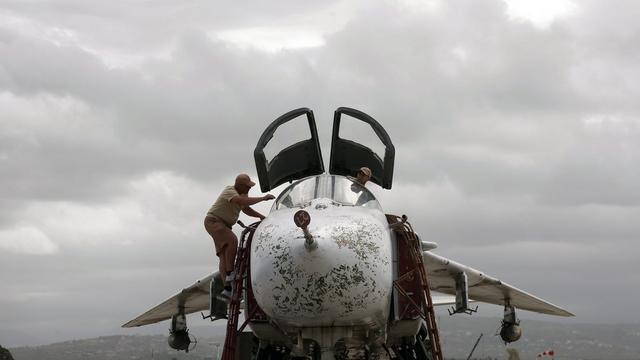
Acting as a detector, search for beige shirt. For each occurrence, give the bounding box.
[207,185,245,227]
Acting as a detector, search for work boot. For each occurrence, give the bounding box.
[225,271,237,282]
[217,289,232,303]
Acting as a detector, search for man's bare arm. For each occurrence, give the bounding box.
[242,206,266,220]
[230,194,275,207]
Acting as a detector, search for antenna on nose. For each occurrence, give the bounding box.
[294,210,317,251]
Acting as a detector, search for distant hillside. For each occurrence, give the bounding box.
[10,335,219,360]
[8,318,640,360]
[437,316,640,359]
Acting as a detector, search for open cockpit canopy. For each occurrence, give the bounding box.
[329,107,395,189]
[254,108,325,193]
[254,107,395,192]
[272,175,381,211]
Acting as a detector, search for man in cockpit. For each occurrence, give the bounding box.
[204,173,275,301]
[355,167,372,186]
[350,167,373,206]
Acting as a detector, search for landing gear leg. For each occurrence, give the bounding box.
[320,350,335,360]
[255,341,270,360]
[414,324,434,360]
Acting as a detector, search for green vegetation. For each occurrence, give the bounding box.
[0,345,15,360]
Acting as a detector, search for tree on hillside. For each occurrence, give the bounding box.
[0,345,14,360]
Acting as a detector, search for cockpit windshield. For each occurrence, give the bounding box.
[273,175,381,211]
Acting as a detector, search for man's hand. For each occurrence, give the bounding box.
[262,194,275,201]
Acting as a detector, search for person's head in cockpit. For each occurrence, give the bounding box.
[355,167,372,186]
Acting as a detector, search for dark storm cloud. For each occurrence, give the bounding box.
[1,0,640,345]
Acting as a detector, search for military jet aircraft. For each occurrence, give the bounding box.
[122,107,573,360]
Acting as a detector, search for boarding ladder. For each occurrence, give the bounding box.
[221,221,260,360]
[388,214,444,360]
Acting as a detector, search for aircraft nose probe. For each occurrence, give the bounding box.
[294,210,317,250]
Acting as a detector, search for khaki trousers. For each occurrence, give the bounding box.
[204,215,238,284]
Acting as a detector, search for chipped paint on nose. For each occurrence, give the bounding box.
[250,203,393,328]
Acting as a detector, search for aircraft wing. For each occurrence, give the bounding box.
[122,273,213,328]
[422,252,574,317]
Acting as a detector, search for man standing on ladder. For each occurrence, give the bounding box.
[204,173,275,301]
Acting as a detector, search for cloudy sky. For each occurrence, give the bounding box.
[1,0,639,347]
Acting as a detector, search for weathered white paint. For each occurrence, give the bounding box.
[250,197,393,329]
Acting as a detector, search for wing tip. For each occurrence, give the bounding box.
[559,309,575,317]
[121,321,138,328]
